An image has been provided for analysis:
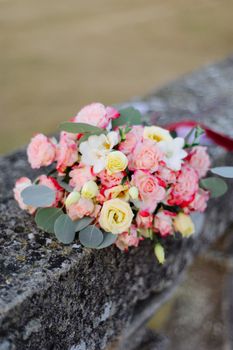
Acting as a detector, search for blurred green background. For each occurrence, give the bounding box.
[1,0,233,154]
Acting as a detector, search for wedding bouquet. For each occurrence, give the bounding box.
[14,103,232,263]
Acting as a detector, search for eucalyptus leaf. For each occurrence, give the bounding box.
[210,166,233,178]
[60,122,104,135]
[21,185,56,208]
[56,177,73,192]
[96,232,117,249]
[35,207,63,233]
[200,177,228,198]
[79,225,104,248]
[74,217,94,232]
[54,214,76,244]
[112,107,142,128]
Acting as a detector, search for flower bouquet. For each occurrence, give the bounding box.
[14,103,233,263]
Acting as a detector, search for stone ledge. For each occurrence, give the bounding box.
[1,56,233,350]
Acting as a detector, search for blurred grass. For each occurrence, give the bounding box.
[1,0,233,153]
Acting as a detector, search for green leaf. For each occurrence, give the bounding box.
[78,133,92,144]
[60,122,104,135]
[200,177,228,198]
[210,166,233,179]
[74,217,94,232]
[112,107,142,128]
[21,185,56,208]
[56,177,73,192]
[96,232,117,249]
[79,225,104,248]
[35,207,63,233]
[54,214,76,244]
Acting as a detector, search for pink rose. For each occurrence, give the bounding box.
[67,198,94,221]
[154,210,175,237]
[128,139,164,173]
[98,170,125,188]
[187,146,211,178]
[27,134,56,169]
[118,125,144,155]
[186,189,209,213]
[13,177,35,214]
[157,166,177,185]
[37,175,63,207]
[115,225,142,251]
[73,103,120,128]
[69,165,96,191]
[132,170,166,213]
[136,211,153,229]
[168,165,199,207]
[56,132,78,173]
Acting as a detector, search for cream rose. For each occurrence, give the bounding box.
[173,213,195,237]
[81,180,99,199]
[143,126,172,142]
[99,198,134,234]
[106,151,128,174]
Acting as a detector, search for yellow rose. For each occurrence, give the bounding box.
[81,180,99,199]
[143,126,173,142]
[104,185,129,201]
[99,198,134,234]
[65,191,80,208]
[106,151,128,174]
[174,213,195,237]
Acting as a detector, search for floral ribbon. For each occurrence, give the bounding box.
[165,120,233,152]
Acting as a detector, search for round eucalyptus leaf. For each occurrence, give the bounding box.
[112,107,142,128]
[200,177,228,198]
[35,207,63,233]
[210,166,233,178]
[79,225,104,248]
[54,214,76,244]
[21,185,56,208]
[96,232,117,249]
[74,217,94,232]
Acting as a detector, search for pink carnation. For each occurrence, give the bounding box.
[118,125,144,155]
[69,165,96,191]
[186,189,209,213]
[73,103,120,128]
[136,211,153,229]
[168,165,199,207]
[56,132,78,173]
[157,166,177,185]
[115,225,142,251]
[128,139,164,173]
[132,170,166,213]
[154,210,175,237]
[98,170,125,188]
[37,175,63,207]
[27,134,56,169]
[187,146,211,178]
[13,177,35,214]
[67,198,94,221]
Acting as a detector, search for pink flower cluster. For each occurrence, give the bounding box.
[14,103,211,252]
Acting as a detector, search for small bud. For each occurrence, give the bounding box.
[173,213,195,237]
[81,180,99,199]
[129,186,139,200]
[65,191,80,208]
[154,243,165,264]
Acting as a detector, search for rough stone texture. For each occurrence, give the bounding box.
[1,56,233,350]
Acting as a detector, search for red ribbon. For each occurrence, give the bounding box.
[165,120,233,152]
